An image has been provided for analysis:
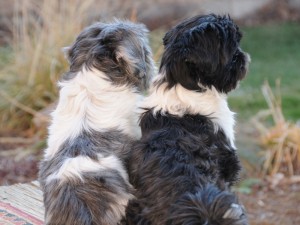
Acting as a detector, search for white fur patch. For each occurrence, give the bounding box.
[141,78,236,148]
[46,153,128,184]
[104,192,135,224]
[45,68,142,159]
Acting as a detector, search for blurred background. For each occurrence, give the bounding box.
[0,0,299,224]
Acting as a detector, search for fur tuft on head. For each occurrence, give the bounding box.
[63,20,155,91]
[159,14,250,93]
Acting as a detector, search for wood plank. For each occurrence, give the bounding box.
[0,181,44,221]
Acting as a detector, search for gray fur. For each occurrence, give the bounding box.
[63,20,155,92]
[39,131,135,225]
[41,170,132,225]
[39,20,155,225]
[39,130,134,187]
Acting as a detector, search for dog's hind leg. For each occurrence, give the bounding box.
[40,153,134,225]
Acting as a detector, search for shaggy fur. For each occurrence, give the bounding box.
[39,20,155,225]
[125,14,250,225]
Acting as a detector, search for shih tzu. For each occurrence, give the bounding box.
[39,20,155,225]
[126,14,250,225]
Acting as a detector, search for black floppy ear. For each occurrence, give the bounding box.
[163,29,174,47]
[183,23,224,74]
[161,23,223,91]
[162,47,202,91]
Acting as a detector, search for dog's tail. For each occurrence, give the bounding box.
[167,185,248,225]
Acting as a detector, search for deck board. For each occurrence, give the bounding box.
[0,181,44,222]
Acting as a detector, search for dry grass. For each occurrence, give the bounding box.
[252,81,300,176]
[0,0,113,133]
[0,0,166,134]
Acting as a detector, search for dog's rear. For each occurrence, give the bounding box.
[168,186,247,225]
[39,20,155,225]
[126,113,245,225]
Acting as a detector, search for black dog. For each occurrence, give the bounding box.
[125,14,250,225]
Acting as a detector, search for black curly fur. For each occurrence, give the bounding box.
[125,14,249,225]
[125,112,246,225]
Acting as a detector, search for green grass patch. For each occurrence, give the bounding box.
[229,22,300,121]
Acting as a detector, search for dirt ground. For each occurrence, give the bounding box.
[0,137,40,185]
[239,181,300,225]
[235,122,300,225]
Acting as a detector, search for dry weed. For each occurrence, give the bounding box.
[252,81,300,176]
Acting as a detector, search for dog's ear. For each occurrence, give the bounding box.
[163,28,174,47]
[183,23,223,72]
[66,23,105,71]
[97,24,152,90]
[161,23,223,91]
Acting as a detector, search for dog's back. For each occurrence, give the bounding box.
[126,112,246,225]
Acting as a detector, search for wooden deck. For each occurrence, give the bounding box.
[0,181,44,224]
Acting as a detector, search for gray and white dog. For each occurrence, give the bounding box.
[39,20,155,225]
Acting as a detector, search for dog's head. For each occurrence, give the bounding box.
[159,14,250,93]
[63,20,155,91]
[167,185,248,225]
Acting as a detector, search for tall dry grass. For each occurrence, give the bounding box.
[252,81,300,176]
[0,0,165,135]
[0,0,114,133]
